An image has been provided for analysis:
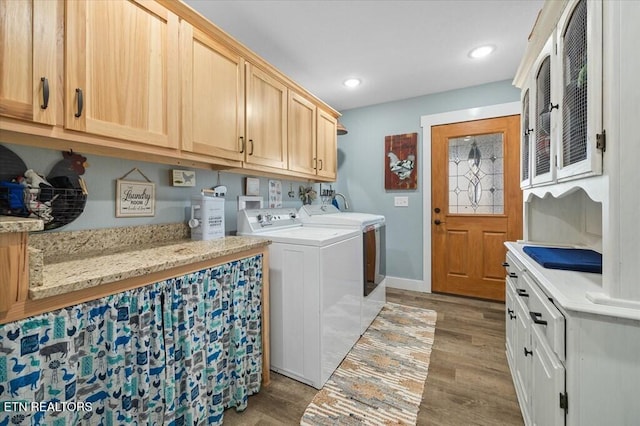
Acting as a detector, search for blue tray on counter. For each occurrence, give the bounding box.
[522,246,602,274]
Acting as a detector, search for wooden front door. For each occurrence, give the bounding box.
[431,115,522,301]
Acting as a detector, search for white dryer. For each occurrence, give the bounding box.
[298,204,386,335]
[237,208,361,389]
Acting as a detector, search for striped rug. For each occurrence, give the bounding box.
[300,302,437,425]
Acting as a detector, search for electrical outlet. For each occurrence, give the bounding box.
[394,196,409,207]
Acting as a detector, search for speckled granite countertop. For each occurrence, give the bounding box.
[26,223,271,300]
[0,216,43,233]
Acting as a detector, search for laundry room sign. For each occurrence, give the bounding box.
[385,133,417,190]
[116,168,155,217]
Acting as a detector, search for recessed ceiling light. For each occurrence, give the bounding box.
[343,78,361,88]
[469,45,495,59]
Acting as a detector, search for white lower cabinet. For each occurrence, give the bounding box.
[531,325,566,426]
[505,255,566,426]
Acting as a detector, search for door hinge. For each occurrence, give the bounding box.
[596,130,606,152]
[559,392,568,412]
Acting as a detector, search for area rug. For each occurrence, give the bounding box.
[300,302,437,425]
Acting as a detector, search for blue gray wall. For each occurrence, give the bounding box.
[0,142,308,233]
[2,78,519,284]
[334,79,520,282]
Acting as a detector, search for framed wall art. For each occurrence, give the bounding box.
[116,168,155,217]
[385,133,418,190]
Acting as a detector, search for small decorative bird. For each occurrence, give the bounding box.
[61,368,74,382]
[47,385,61,397]
[10,358,26,374]
[39,328,51,345]
[7,328,19,341]
[387,151,416,181]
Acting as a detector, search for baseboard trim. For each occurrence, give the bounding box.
[385,276,429,293]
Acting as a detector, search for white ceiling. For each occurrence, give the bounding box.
[184,0,543,112]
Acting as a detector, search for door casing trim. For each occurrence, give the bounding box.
[420,102,520,293]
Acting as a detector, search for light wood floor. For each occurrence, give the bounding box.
[223,288,524,425]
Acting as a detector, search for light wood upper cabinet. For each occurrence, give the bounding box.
[317,108,338,180]
[245,63,288,170]
[288,93,338,181]
[65,0,179,149]
[0,0,58,125]
[180,21,244,162]
[288,91,317,175]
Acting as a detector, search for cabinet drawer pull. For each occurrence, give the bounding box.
[502,262,510,267]
[529,311,548,326]
[248,139,254,156]
[40,77,49,109]
[517,289,529,298]
[239,136,245,154]
[75,88,84,118]
[524,347,533,357]
[508,272,518,278]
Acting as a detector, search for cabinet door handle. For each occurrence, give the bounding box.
[502,262,510,268]
[75,88,83,118]
[517,289,529,298]
[319,159,323,170]
[529,311,548,326]
[313,157,317,169]
[508,272,518,278]
[239,136,245,154]
[524,347,533,357]
[40,77,49,109]
[248,139,254,156]
[549,102,559,111]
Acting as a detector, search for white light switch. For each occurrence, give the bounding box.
[394,196,409,207]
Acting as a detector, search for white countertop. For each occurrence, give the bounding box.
[506,242,640,321]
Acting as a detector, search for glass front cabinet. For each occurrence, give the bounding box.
[520,0,603,188]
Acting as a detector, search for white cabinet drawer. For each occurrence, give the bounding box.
[505,253,531,308]
[505,252,526,277]
[522,273,565,362]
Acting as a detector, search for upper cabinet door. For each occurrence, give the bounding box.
[531,36,557,186]
[180,21,244,162]
[317,109,337,181]
[520,86,533,189]
[288,91,317,175]
[65,0,179,149]
[556,0,603,181]
[245,63,288,169]
[0,0,57,125]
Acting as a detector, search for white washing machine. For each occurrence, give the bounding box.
[237,208,361,389]
[298,204,386,335]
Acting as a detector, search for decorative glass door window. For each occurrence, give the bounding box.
[448,133,504,214]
